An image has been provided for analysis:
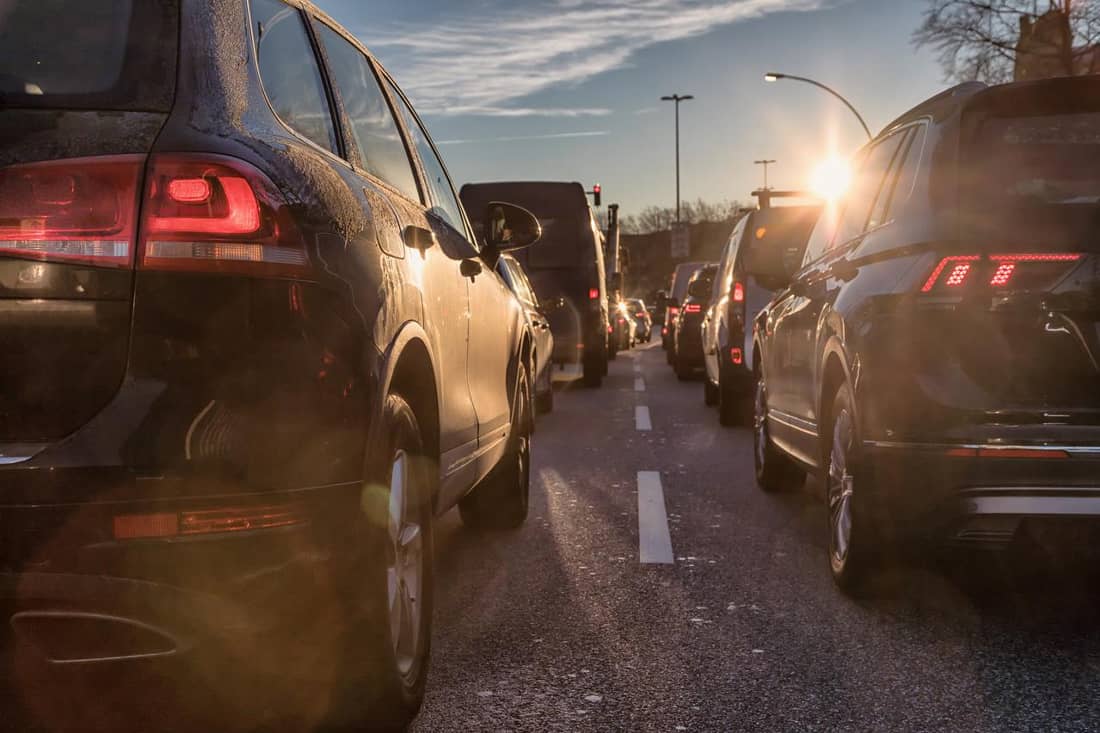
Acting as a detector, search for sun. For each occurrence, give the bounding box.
[808,155,853,201]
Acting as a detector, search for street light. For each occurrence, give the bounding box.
[660,93,694,225]
[764,72,872,140]
[754,159,776,190]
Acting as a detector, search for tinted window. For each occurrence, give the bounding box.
[0,0,178,111]
[868,128,914,230]
[887,124,926,214]
[834,132,906,245]
[385,79,468,235]
[506,260,538,305]
[251,0,337,154]
[316,26,419,200]
[801,203,842,266]
[714,217,747,299]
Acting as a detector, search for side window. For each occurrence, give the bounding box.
[833,132,906,245]
[867,128,914,230]
[251,0,337,154]
[510,262,539,306]
[385,79,469,237]
[316,26,420,200]
[713,218,745,300]
[801,203,842,267]
[878,124,926,220]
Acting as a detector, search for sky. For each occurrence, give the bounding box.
[314,0,949,218]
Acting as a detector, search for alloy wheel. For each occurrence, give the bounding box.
[828,408,855,569]
[386,449,423,679]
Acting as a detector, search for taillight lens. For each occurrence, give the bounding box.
[139,154,309,278]
[731,281,744,302]
[921,253,1080,294]
[684,303,702,313]
[730,347,744,365]
[0,155,144,268]
[588,287,600,299]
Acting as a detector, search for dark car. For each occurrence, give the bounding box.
[609,298,636,355]
[626,298,652,342]
[498,253,555,414]
[672,264,717,380]
[662,261,706,355]
[0,1,543,728]
[747,77,1100,594]
[461,181,609,387]
[702,202,820,425]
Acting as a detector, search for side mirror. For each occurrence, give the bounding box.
[485,201,541,251]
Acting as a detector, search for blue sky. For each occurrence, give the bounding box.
[314,0,948,217]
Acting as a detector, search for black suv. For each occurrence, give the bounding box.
[0,1,541,728]
[748,78,1100,593]
[672,263,717,380]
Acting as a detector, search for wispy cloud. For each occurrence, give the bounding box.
[436,130,610,146]
[364,0,838,117]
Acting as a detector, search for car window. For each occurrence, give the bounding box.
[315,25,420,200]
[509,261,539,306]
[833,131,906,245]
[882,124,926,218]
[867,128,915,230]
[251,0,338,154]
[715,217,747,299]
[384,78,469,238]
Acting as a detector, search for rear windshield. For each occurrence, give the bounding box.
[0,0,178,111]
[965,112,1100,250]
[670,263,704,301]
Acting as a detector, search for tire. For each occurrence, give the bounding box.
[459,363,532,530]
[753,372,804,492]
[609,337,618,360]
[703,375,719,405]
[325,393,433,732]
[825,383,880,594]
[718,362,746,427]
[675,350,693,381]
[583,354,603,387]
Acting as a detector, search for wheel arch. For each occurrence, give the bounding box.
[376,321,442,472]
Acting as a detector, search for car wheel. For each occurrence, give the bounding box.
[703,375,719,405]
[535,385,554,414]
[459,363,532,529]
[675,350,693,381]
[325,393,433,732]
[826,384,879,593]
[753,373,804,492]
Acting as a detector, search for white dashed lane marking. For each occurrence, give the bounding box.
[635,406,652,431]
[637,471,674,564]
[634,377,645,392]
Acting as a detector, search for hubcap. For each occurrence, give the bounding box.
[386,450,423,678]
[754,378,768,469]
[828,408,855,567]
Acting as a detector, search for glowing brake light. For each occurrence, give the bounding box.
[139,154,309,278]
[730,347,744,364]
[988,253,1082,287]
[732,281,745,302]
[922,255,980,292]
[684,303,702,313]
[922,253,1081,293]
[589,287,600,299]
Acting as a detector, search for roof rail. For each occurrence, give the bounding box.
[751,189,818,208]
[878,81,987,137]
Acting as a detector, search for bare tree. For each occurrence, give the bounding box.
[620,198,744,234]
[914,0,1100,84]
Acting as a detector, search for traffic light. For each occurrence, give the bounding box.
[592,183,601,207]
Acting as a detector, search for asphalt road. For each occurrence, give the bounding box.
[412,341,1100,733]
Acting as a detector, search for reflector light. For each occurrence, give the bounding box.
[732,282,745,302]
[589,288,600,299]
[167,177,213,204]
[730,347,743,365]
[977,447,1069,459]
[113,504,304,540]
[921,255,980,292]
[684,304,702,313]
[668,306,680,316]
[661,327,668,335]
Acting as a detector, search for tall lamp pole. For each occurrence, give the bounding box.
[754,159,776,190]
[763,72,872,140]
[660,94,694,225]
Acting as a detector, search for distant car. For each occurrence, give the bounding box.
[747,77,1100,594]
[461,181,610,387]
[672,264,718,380]
[701,204,821,424]
[498,254,555,414]
[662,261,706,354]
[0,1,545,729]
[626,299,653,342]
[609,299,637,355]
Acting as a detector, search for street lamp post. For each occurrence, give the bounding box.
[660,94,694,225]
[764,72,872,140]
[754,159,776,190]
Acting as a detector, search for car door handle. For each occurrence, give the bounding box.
[403,225,437,251]
[460,259,482,279]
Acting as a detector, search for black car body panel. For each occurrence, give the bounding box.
[497,254,554,404]
[672,264,717,372]
[0,0,530,706]
[752,77,1100,542]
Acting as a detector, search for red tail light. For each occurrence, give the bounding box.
[668,306,680,317]
[589,287,600,300]
[684,303,702,313]
[113,503,305,540]
[0,155,144,268]
[139,154,309,278]
[730,347,743,365]
[731,281,744,302]
[921,253,1081,293]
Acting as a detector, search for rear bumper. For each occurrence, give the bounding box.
[862,441,1100,544]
